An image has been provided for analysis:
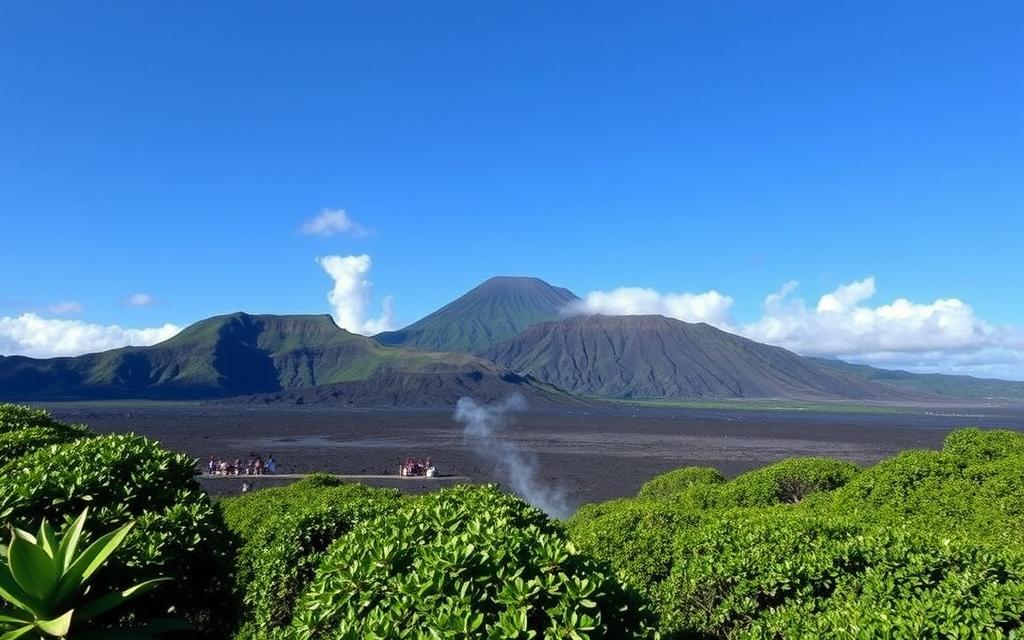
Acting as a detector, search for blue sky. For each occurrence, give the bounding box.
[1,2,1022,377]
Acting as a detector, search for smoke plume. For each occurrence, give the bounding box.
[453,395,570,519]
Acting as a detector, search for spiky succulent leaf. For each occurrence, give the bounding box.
[53,521,134,604]
[7,533,57,604]
[0,625,35,640]
[0,564,39,614]
[55,509,88,572]
[0,610,30,625]
[37,521,57,561]
[34,609,74,636]
[75,578,171,622]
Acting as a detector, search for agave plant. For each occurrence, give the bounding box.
[0,508,185,639]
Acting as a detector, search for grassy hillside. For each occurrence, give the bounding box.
[375,276,579,353]
[0,312,516,401]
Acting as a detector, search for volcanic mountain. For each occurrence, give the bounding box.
[375,276,579,353]
[0,312,571,405]
[484,314,908,400]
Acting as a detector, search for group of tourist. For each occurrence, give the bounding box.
[206,454,277,476]
[399,457,436,477]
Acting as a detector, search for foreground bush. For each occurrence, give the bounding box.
[223,475,402,639]
[637,466,724,500]
[822,444,1024,545]
[570,426,1024,637]
[0,404,91,466]
[717,457,859,507]
[661,510,1024,638]
[567,498,702,600]
[943,427,1024,463]
[281,485,658,639]
[0,434,234,637]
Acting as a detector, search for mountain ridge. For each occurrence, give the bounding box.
[2,277,1021,405]
[484,314,913,401]
[809,357,1024,401]
[0,312,567,404]
[375,276,579,353]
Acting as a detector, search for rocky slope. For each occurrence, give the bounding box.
[485,314,910,400]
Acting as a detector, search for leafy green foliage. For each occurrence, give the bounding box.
[636,466,724,500]
[661,510,1024,639]
[942,427,1024,463]
[566,499,702,601]
[280,484,658,639]
[0,405,91,467]
[717,457,860,507]
[568,427,1024,638]
[222,475,402,640]
[0,434,234,637]
[744,532,1024,639]
[0,508,187,639]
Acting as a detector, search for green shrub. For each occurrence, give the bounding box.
[821,445,1024,545]
[281,485,658,639]
[637,466,724,500]
[0,404,72,433]
[222,473,349,538]
[0,434,233,637]
[222,476,403,639]
[660,510,1024,639]
[943,427,1024,463]
[717,457,859,507]
[659,511,864,636]
[0,404,92,466]
[743,530,1024,639]
[825,450,964,514]
[566,498,703,598]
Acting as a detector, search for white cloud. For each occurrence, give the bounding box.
[568,277,1024,379]
[741,277,1010,357]
[317,254,397,335]
[566,287,735,326]
[46,301,84,315]
[0,313,182,359]
[301,209,369,238]
[124,293,155,307]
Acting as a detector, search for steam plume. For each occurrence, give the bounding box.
[453,395,570,519]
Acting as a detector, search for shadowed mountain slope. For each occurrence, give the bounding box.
[485,314,911,400]
[0,312,569,403]
[375,276,579,353]
[221,369,581,408]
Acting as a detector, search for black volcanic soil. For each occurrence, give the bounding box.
[44,404,1024,513]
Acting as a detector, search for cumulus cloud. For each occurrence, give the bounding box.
[741,277,1011,357]
[301,209,369,238]
[0,313,182,359]
[124,293,155,307]
[566,287,735,326]
[317,254,397,335]
[569,277,1024,379]
[46,301,84,315]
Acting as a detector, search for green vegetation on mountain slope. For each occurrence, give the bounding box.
[0,312,523,401]
[375,276,580,353]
